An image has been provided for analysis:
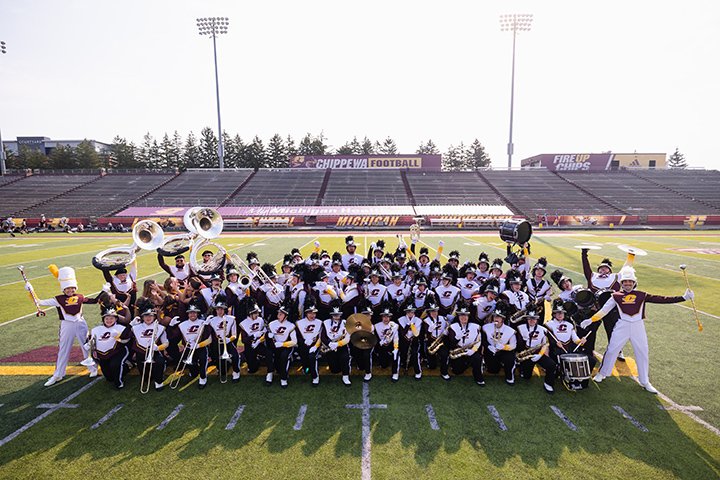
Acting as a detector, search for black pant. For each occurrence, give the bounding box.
[375,343,400,375]
[267,346,293,380]
[519,355,557,387]
[185,346,208,379]
[325,345,351,375]
[450,350,484,382]
[210,339,241,374]
[98,346,130,388]
[138,351,166,384]
[296,342,319,379]
[426,343,450,376]
[484,350,515,382]
[400,336,422,375]
[242,340,271,374]
[351,345,373,374]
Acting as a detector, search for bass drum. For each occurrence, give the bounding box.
[573,289,595,309]
[499,219,532,245]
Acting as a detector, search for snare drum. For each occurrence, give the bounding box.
[595,288,613,307]
[559,353,591,390]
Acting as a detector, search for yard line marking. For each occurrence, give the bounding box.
[425,404,440,430]
[674,303,720,320]
[225,404,245,430]
[156,404,185,431]
[294,404,308,431]
[658,405,704,412]
[346,382,387,480]
[613,405,649,432]
[36,403,79,409]
[0,377,101,448]
[550,406,578,431]
[91,404,124,430]
[487,405,508,431]
[0,404,4,409]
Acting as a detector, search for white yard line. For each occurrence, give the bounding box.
[613,405,649,432]
[346,382,387,480]
[550,405,578,431]
[293,404,308,431]
[486,405,508,431]
[225,404,245,431]
[0,377,101,448]
[156,404,184,431]
[673,303,720,320]
[90,404,125,430]
[425,404,440,431]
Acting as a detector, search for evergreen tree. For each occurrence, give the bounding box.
[244,135,267,169]
[75,140,101,169]
[221,131,236,168]
[378,137,398,154]
[442,144,464,171]
[137,132,156,167]
[336,142,354,155]
[158,133,174,169]
[49,145,76,169]
[110,136,141,168]
[360,136,375,154]
[267,134,287,168]
[198,127,219,168]
[183,132,201,168]
[667,147,687,169]
[416,139,440,155]
[286,135,297,157]
[228,134,245,168]
[171,131,183,169]
[349,136,363,154]
[298,133,328,155]
[466,139,491,169]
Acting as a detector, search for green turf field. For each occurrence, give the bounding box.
[1,230,719,479]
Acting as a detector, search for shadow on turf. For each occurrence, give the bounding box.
[0,372,718,478]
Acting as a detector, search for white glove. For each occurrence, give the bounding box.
[530,354,542,362]
[168,316,180,327]
[684,289,694,300]
[274,341,283,349]
[465,349,474,357]
[314,240,321,248]
[488,345,497,354]
[580,319,593,329]
[439,240,445,247]
[494,343,503,351]
[102,282,112,293]
[152,344,160,352]
[370,242,377,249]
[309,346,318,354]
[268,331,275,339]
[24,282,33,292]
[329,341,338,351]
[316,281,327,290]
[130,316,141,326]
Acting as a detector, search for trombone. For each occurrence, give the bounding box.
[217,319,232,384]
[140,320,158,394]
[170,322,208,389]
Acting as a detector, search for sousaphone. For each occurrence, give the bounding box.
[92,220,164,271]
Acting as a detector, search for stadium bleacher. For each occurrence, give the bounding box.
[0,174,99,217]
[629,169,720,211]
[406,171,502,205]
[323,169,410,205]
[227,169,325,206]
[130,170,253,208]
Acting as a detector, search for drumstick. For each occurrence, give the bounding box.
[18,266,46,317]
[545,329,568,353]
[572,331,592,353]
[679,264,702,332]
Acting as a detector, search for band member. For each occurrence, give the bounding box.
[321,305,352,386]
[320,250,332,272]
[448,307,484,385]
[474,284,499,324]
[207,301,241,383]
[312,271,338,320]
[387,269,410,316]
[551,269,581,302]
[89,307,131,389]
[200,274,224,313]
[364,270,388,316]
[296,303,322,386]
[27,266,99,387]
[374,307,400,382]
[398,303,423,379]
[423,303,450,380]
[368,240,385,265]
[581,249,624,360]
[475,252,491,281]
[197,249,224,284]
[267,303,298,388]
[329,253,347,290]
[525,257,552,321]
[291,248,303,266]
[238,303,270,380]
[417,247,431,277]
[581,266,694,394]
[546,304,586,361]
[457,262,480,304]
[131,307,169,391]
[434,270,460,321]
[102,267,137,309]
[276,255,294,286]
[288,268,308,321]
[157,253,193,284]
[341,270,362,317]
[177,303,213,389]
[225,266,248,319]
[482,258,506,293]
[411,276,435,316]
[342,236,364,270]
[481,303,517,385]
[516,306,556,393]
[352,305,376,381]
[501,271,530,317]
[258,263,285,321]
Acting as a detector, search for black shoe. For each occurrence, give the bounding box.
[476,380,486,387]
[199,382,207,390]
[232,377,240,384]
[155,385,165,392]
[441,374,451,381]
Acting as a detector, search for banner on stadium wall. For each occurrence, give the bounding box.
[521,153,666,171]
[115,205,416,217]
[289,154,442,170]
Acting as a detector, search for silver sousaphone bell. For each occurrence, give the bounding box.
[92,220,165,271]
[185,207,226,275]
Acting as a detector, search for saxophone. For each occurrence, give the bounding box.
[516,342,545,362]
[427,325,448,354]
[449,339,481,360]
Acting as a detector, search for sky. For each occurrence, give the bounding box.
[1,0,719,168]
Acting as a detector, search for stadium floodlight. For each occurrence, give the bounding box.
[1,41,6,54]
[196,17,230,170]
[499,14,533,170]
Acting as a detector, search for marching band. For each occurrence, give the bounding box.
[21,211,697,396]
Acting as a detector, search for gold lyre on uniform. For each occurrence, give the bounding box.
[217,318,232,383]
[140,320,159,394]
[170,321,208,389]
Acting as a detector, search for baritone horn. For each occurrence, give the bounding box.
[92,219,164,271]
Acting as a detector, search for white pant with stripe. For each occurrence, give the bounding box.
[54,319,97,378]
[599,319,650,385]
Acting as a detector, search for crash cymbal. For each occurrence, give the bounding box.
[350,330,377,350]
[346,313,373,334]
[618,244,648,256]
[574,244,601,250]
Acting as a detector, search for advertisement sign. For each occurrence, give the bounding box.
[521,153,666,171]
[289,155,441,170]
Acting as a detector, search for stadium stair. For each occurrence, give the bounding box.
[551,171,628,215]
[219,169,258,207]
[106,171,182,216]
[400,170,417,206]
[624,169,720,212]
[14,174,103,217]
[475,170,523,216]
[0,175,28,188]
[314,168,332,206]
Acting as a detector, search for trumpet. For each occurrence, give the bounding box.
[516,342,545,362]
[170,321,208,389]
[217,319,232,384]
[140,320,159,394]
